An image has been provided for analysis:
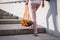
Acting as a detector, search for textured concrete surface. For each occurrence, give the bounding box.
[0,24,44,30]
[0,33,60,40]
[0,28,45,36]
[0,24,45,36]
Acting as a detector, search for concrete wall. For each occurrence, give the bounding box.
[56,0,60,37]
[0,0,60,37]
[46,0,60,37]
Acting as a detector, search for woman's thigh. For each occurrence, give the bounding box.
[31,3,40,11]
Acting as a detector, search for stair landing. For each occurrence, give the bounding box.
[0,33,59,40]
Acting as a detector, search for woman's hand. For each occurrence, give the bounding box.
[25,2,28,5]
[26,0,28,5]
[42,0,44,8]
[42,3,44,8]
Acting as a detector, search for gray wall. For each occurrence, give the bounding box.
[46,0,60,37]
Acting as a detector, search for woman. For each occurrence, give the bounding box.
[26,0,44,36]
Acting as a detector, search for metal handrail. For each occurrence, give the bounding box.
[0,0,50,4]
[0,1,26,4]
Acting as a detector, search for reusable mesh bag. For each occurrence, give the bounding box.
[20,4,33,27]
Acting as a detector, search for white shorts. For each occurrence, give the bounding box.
[29,0,41,4]
[28,3,40,20]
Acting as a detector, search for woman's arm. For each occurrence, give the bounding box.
[26,0,29,5]
[26,0,29,3]
[42,0,44,8]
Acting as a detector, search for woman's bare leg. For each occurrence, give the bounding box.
[31,3,40,36]
[31,3,37,33]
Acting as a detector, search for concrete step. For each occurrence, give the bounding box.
[0,9,8,14]
[0,16,19,19]
[0,13,13,16]
[0,9,13,16]
[0,28,45,36]
[0,19,20,24]
[0,24,46,36]
[0,9,18,18]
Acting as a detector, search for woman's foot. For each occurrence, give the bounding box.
[33,33,38,37]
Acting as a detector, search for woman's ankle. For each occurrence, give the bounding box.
[33,33,38,37]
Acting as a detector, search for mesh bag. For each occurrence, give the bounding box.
[20,4,33,27]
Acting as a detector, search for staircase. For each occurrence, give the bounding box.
[0,9,46,36]
[0,9,20,24]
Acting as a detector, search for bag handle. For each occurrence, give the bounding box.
[23,4,32,21]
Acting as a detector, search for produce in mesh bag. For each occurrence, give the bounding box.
[20,19,33,27]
